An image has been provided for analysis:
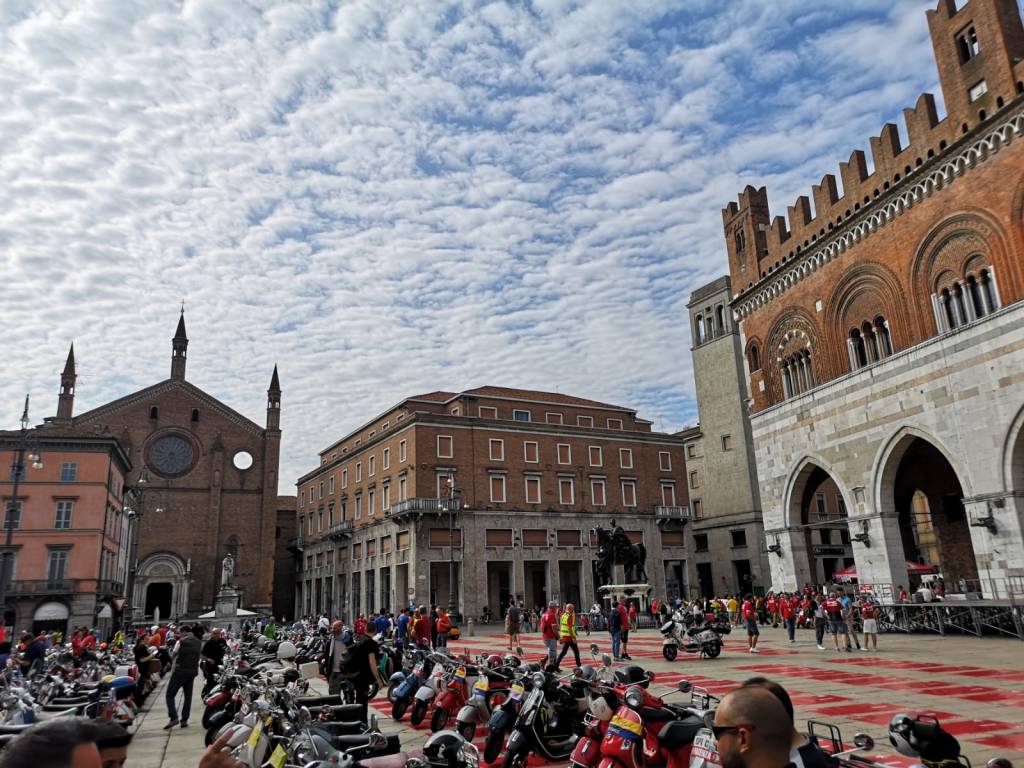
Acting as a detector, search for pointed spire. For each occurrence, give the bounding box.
[269,364,280,393]
[266,364,281,431]
[171,308,189,380]
[63,343,76,376]
[174,309,188,341]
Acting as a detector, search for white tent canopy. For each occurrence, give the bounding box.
[34,602,70,621]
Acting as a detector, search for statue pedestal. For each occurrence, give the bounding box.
[214,586,241,632]
[598,583,652,612]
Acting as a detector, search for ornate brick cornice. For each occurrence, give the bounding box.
[732,106,1024,320]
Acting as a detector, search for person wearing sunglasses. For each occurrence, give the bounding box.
[711,686,795,768]
[741,677,829,768]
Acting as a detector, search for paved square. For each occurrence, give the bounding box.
[135,625,1024,767]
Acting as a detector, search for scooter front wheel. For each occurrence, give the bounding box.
[484,728,507,764]
[501,740,529,768]
[392,699,409,721]
[431,705,450,732]
[662,644,678,662]
[457,720,476,742]
[410,699,428,726]
[387,683,401,703]
[704,640,722,659]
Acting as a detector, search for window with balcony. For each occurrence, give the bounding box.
[591,479,606,506]
[47,549,69,583]
[659,451,672,470]
[437,435,453,458]
[557,444,571,465]
[660,483,676,506]
[621,480,637,508]
[489,439,504,462]
[619,448,633,469]
[588,446,602,466]
[523,441,539,463]
[525,476,541,504]
[558,477,575,505]
[489,474,506,503]
[60,462,78,483]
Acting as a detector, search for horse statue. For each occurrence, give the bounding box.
[593,522,648,585]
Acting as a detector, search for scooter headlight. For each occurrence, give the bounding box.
[624,686,644,709]
[531,671,546,689]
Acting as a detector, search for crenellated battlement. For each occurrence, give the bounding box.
[725,0,1024,296]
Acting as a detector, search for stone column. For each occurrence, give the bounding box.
[963,496,1024,598]
[766,528,813,591]
[850,516,908,600]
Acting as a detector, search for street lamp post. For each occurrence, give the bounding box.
[123,468,162,628]
[442,477,462,619]
[0,396,43,634]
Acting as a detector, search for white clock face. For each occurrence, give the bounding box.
[149,435,194,477]
[233,451,254,470]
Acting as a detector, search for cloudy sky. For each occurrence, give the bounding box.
[1,0,953,491]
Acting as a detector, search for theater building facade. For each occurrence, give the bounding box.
[724,0,1024,596]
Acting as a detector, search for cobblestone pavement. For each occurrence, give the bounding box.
[136,624,1024,767]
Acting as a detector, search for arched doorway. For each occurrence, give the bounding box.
[785,460,854,587]
[145,583,172,619]
[884,436,978,586]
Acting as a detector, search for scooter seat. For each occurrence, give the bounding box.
[0,724,33,735]
[324,733,402,754]
[309,720,365,736]
[642,707,678,723]
[307,703,364,722]
[297,694,343,707]
[657,719,703,750]
[359,752,419,768]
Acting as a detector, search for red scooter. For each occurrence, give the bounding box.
[430,663,474,732]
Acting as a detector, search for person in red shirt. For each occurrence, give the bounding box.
[780,593,796,642]
[627,602,637,631]
[617,599,632,660]
[897,585,909,604]
[822,592,849,651]
[435,608,452,648]
[741,594,759,653]
[540,601,559,666]
[860,599,879,651]
[71,629,84,658]
[412,607,432,648]
[766,594,778,627]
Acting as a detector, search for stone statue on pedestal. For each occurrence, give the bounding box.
[221,553,235,589]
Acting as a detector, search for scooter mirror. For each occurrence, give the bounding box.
[602,654,613,668]
[647,672,656,682]
[853,733,874,751]
[516,647,524,657]
[986,759,1013,768]
[677,680,692,693]
[589,644,600,656]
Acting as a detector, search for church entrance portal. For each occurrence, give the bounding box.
[145,583,172,619]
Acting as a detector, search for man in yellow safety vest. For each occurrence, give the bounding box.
[556,603,581,668]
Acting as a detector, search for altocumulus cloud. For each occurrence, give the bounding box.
[0,0,940,491]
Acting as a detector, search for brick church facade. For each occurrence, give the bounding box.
[40,313,282,619]
[722,0,1024,595]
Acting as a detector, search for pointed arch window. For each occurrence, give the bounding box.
[848,316,892,370]
[748,343,761,372]
[780,348,814,400]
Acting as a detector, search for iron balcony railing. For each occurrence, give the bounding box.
[327,520,353,540]
[8,579,79,595]
[386,498,449,517]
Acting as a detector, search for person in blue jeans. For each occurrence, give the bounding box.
[608,604,622,659]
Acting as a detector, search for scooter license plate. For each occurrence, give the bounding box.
[509,683,524,701]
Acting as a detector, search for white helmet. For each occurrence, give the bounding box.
[276,641,297,660]
[255,634,268,648]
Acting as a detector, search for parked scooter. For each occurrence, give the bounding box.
[501,666,591,768]
[412,656,451,726]
[660,610,730,661]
